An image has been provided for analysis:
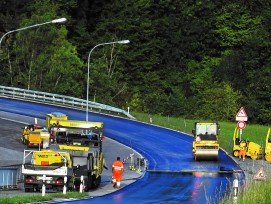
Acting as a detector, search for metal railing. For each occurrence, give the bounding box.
[0,86,135,119]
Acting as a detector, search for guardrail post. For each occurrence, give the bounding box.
[79,175,84,193]
[63,176,67,194]
[233,178,238,203]
[42,174,46,196]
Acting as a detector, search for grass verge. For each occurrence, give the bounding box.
[0,192,89,204]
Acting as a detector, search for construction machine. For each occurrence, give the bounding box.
[22,125,50,148]
[192,122,220,161]
[22,149,73,192]
[264,128,271,161]
[233,127,262,160]
[49,122,105,191]
[46,112,103,143]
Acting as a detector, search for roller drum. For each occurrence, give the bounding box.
[195,150,218,161]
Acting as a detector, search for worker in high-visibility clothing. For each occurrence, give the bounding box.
[112,157,124,188]
[239,140,247,161]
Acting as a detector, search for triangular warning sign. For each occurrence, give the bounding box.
[253,167,266,180]
[236,107,248,121]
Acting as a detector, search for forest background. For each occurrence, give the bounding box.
[0,0,270,124]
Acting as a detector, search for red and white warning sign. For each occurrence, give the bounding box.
[237,121,246,130]
[236,107,248,121]
[253,167,266,180]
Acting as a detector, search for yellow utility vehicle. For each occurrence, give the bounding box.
[22,149,73,192]
[233,127,262,160]
[264,128,271,161]
[46,112,103,143]
[192,122,220,161]
[49,124,105,191]
[46,111,105,191]
[22,124,43,145]
[22,124,50,148]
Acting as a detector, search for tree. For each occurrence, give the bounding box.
[12,0,84,97]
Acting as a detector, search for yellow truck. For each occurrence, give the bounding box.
[46,112,103,143]
[264,128,271,161]
[22,149,73,192]
[50,122,105,191]
[232,127,262,160]
[192,122,220,161]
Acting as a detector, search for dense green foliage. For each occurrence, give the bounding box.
[0,0,270,124]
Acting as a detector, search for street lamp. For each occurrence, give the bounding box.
[86,40,130,122]
[0,17,67,49]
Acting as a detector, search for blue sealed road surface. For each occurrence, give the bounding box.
[0,98,245,203]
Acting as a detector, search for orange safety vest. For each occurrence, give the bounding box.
[112,160,124,182]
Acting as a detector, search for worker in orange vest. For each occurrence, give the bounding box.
[112,157,124,189]
[239,140,247,161]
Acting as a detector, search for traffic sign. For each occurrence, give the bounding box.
[236,107,248,121]
[254,167,266,180]
[237,121,246,130]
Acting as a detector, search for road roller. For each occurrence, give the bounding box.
[232,127,262,160]
[192,122,220,161]
[265,128,271,161]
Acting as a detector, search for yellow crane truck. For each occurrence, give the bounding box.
[46,112,103,144]
[22,149,73,192]
[49,124,105,191]
[232,127,262,160]
[192,122,220,161]
[264,128,271,161]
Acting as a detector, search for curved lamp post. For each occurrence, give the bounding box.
[86,40,130,122]
[0,17,67,49]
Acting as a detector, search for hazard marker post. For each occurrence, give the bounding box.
[42,174,46,196]
[79,175,84,193]
[233,179,239,203]
[254,167,266,180]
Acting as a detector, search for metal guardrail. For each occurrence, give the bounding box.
[0,86,135,119]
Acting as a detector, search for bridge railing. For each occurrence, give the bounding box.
[0,85,135,119]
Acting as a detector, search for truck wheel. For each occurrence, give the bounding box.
[233,150,239,157]
[25,186,34,192]
[92,175,101,188]
[251,154,258,160]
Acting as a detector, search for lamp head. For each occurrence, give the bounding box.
[51,18,67,23]
[116,40,130,44]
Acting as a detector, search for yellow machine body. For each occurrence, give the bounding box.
[232,127,262,160]
[265,128,271,161]
[22,126,50,148]
[28,132,42,146]
[48,119,103,129]
[192,122,220,161]
[32,149,72,168]
[22,126,43,143]
[46,112,103,129]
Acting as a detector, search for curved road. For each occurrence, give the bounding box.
[0,98,245,203]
